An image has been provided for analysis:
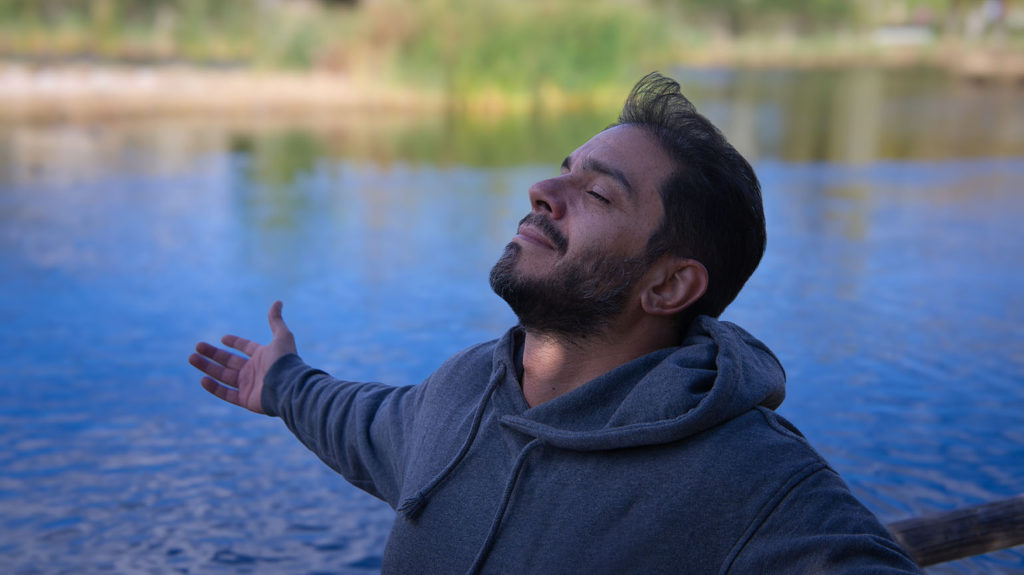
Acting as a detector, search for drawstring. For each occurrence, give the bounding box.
[465,438,543,575]
[397,365,506,519]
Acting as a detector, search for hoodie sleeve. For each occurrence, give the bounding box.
[261,353,421,506]
[724,465,923,574]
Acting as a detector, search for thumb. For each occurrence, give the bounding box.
[268,300,289,336]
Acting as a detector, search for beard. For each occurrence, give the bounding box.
[489,216,651,339]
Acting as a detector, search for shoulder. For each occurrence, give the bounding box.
[682,407,827,479]
[426,337,502,386]
[716,410,922,572]
[412,332,511,408]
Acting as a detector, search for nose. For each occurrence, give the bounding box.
[528,176,567,219]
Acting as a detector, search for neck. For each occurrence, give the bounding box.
[519,318,679,407]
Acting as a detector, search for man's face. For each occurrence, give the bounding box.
[490,124,674,337]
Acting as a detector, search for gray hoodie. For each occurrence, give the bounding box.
[263,316,921,574]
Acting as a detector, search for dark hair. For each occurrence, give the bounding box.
[615,72,766,323]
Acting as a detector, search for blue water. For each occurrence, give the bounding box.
[2,68,1024,573]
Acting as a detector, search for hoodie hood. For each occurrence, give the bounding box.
[499,315,786,452]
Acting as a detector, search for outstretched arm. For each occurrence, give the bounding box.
[188,301,297,414]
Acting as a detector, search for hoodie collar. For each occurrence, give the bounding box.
[497,316,786,451]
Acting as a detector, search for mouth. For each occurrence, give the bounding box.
[515,225,556,250]
[513,214,568,254]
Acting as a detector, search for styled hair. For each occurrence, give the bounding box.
[615,72,766,323]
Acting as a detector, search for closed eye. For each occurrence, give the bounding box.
[587,190,610,204]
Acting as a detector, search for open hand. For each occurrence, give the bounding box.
[188,301,297,414]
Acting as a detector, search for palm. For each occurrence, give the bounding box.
[189,301,297,414]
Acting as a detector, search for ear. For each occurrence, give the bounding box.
[639,257,708,317]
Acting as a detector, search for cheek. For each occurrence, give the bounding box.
[619,208,659,243]
[569,217,651,261]
[633,206,664,249]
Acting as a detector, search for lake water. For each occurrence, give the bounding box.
[1,66,1022,573]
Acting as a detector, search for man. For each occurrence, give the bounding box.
[189,73,922,573]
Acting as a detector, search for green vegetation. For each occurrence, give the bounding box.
[0,0,1020,104]
[0,0,674,102]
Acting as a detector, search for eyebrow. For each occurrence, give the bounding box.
[562,155,634,195]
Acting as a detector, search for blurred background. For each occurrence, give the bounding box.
[1,1,1023,573]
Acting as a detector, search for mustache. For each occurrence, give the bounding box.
[519,213,568,254]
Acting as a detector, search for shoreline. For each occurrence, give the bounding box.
[683,37,1024,77]
[2,43,1021,123]
[0,64,450,122]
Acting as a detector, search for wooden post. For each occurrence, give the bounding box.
[886,495,1024,567]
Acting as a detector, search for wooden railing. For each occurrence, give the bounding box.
[887,495,1024,567]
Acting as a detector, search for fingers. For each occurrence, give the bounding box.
[195,341,248,370]
[221,334,259,356]
[200,376,241,406]
[189,350,239,385]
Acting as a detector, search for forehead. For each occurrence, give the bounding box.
[569,124,675,205]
